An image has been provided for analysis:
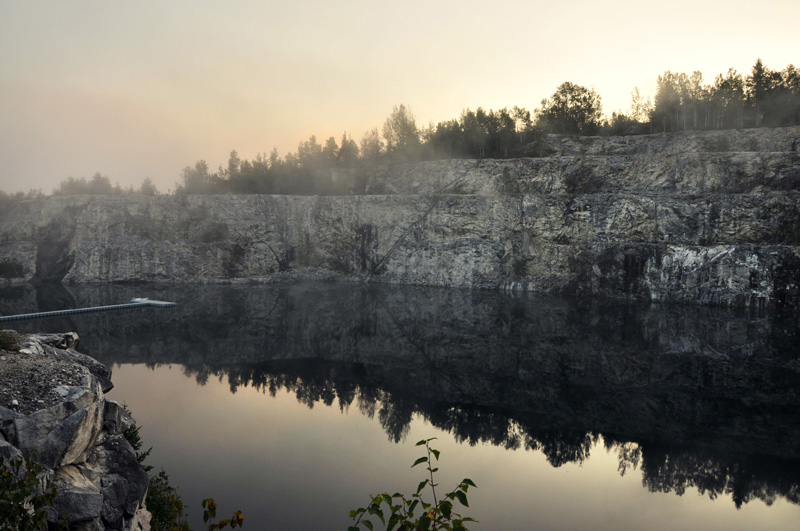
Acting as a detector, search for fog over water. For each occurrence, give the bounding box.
[1,282,798,529]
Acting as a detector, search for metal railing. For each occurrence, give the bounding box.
[0,298,177,323]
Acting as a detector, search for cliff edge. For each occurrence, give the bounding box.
[0,331,150,530]
[1,126,799,308]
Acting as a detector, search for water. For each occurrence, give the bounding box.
[1,282,799,530]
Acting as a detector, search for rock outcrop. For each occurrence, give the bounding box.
[1,126,799,308]
[0,332,150,530]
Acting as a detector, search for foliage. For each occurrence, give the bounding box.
[123,407,243,531]
[651,59,800,132]
[383,104,421,160]
[202,498,244,531]
[7,58,799,201]
[349,438,477,531]
[0,330,20,352]
[147,470,189,531]
[123,416,153,473]
[536,82,604,135]
[121,407,187,530]
[139,177,159,196]
[0,451,67,531]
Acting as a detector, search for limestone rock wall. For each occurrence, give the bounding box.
[0,126,799,308]
[0,333,149,530]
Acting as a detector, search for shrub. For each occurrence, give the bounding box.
[0,331,19,352]
[0,451,67,530]
[147,470,189,531]
[349,438,477,531]
[123,408,242,531]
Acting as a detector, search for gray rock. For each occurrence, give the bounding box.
[9,388,103,468]
[0,126,798,308]
[103,400,134,436]
[27,332,80,350]
[0,438,23,464]
[49,480,104,523]
[0,334,151,530]
[94,438,149,528]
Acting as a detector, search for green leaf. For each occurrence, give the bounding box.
[368,505,385,525]
[440,500,453,519]
[348,527,360,531]
[462,478,476,488]
[415,440,427,447]
[416,515,432,530]
[363,520,375,531]
[454,490,469,507]
[412,457,428,468]
[409,499,419,514]
[431,449,440,461]
[416,479,428,494]
[382,493,393,506]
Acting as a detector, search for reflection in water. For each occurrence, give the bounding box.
[1,282,799,510]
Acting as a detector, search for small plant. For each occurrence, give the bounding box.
[349,438,477,531]
[0,330,20,352]
[147,470,189,531]
[0,451,68,530]
[122,415,153,473]
[202,498,244,531]
[122,407,242,531]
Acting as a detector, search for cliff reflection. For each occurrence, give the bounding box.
[1,282,799,508]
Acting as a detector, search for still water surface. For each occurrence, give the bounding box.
[1,282,799,530]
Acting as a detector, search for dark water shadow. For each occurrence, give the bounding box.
[2,282,799,507]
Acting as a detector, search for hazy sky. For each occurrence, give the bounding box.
[1,1,798,194]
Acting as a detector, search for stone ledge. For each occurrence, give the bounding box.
[0,332,150,531]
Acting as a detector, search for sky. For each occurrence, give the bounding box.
[1,0,798,194]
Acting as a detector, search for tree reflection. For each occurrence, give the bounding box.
[3,281,800,508]
[173,359,800,509]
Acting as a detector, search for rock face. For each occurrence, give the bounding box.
[1,126,799,308]
[0,333,150,531]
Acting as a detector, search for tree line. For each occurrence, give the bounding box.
[650,59,800,132]
[1,58,797,200]
[174,58,800,195]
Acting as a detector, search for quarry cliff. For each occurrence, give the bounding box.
[1,126,799,308]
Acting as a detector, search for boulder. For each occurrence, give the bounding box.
[0,334,150,531]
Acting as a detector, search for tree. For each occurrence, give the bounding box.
[512,106,533,144]
[460,108,489,157]
[536,82,603,135]
[89,172,113,194]
[338,132,359,167]
[382,104,420,159]
[629,88,652,124]
[181,160,216,194]
[360,127,384,164]
[226,150,241,180]
[711,68,745,129]
[297,135,323,171]
[322,136,339,168]
[139,177,158,195]
[652,72,682,132]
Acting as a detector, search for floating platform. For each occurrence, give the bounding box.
[0,298,177,323]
